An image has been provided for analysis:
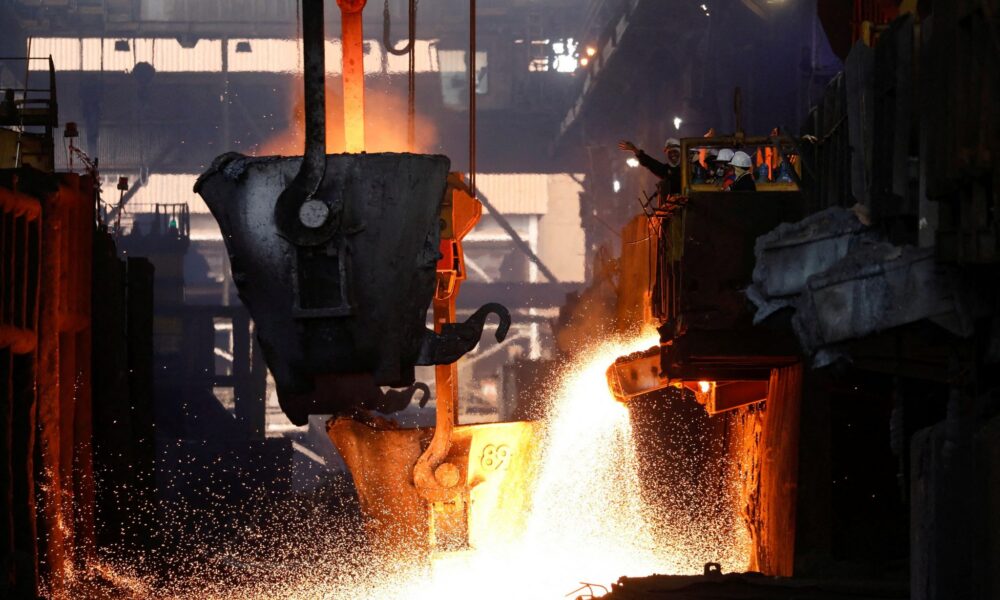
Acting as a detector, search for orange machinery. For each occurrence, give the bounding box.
[318,0,538,558]
[329,175,540,557]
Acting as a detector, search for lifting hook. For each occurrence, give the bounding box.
[415,302,511,365]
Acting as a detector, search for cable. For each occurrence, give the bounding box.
[383,0,415,55]
[383,0,417,150]
[408,0,416,150]
[469,0,476,197]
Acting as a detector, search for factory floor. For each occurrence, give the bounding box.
[601,572,908,599]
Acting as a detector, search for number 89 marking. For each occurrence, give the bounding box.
[481,444,511,471]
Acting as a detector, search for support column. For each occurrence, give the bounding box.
[37,198,67,594]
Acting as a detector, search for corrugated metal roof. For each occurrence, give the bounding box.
[139,0,297,23]
[227,39,300,73]
[29,37,440,74]
[29,37,224,73]
[112,174,208,218]
[114,172,583,222]
[27,37,80,70]
[476,173,550,214]
[436,50,488,74]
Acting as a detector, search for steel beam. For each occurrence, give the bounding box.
[455,282,580,309]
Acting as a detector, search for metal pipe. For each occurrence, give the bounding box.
[382,0,415,56]
[382,0,417,149]
[302,0,327,176]
[469,0,476,197]
[274,0,328,242]
[407,0,415,150]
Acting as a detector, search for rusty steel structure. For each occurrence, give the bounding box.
[1,59,99,598]
[0,55,157,599]
[0,167,97,597]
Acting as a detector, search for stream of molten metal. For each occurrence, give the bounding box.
[321,335,751,599]
[92,336,749,599]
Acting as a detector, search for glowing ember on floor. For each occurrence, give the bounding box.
[89,336,750,599]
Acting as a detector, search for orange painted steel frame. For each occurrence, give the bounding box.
[412,173,482,501]
[337,0,368,152]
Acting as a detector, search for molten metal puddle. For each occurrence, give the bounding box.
[89,337,750,599]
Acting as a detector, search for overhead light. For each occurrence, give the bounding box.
[235,40,252,53]
[114,39,130,52]
[585,46,596,57]
[579,57,589,67]
[673,116,683,130]
[612,179,621,193]
[626,157,639,168]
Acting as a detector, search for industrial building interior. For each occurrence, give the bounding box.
[0,0,997,598]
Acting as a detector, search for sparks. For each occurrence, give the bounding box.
[90,336,750,599]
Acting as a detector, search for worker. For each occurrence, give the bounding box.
[618,137,681,196]
[775,156,795,183]
[714,148,735,190]
[729,150,756,192]
[690,149,712,184]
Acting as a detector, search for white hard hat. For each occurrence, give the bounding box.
[716,148,735,162]
[729,150,752,168]
[664,137,680,148]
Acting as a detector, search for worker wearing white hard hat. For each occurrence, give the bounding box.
[728,150,756,192]
[617,136,682,195]
[714,149,736,189]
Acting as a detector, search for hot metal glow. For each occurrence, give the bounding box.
[339,6,366,152]
[84,336,750,599]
